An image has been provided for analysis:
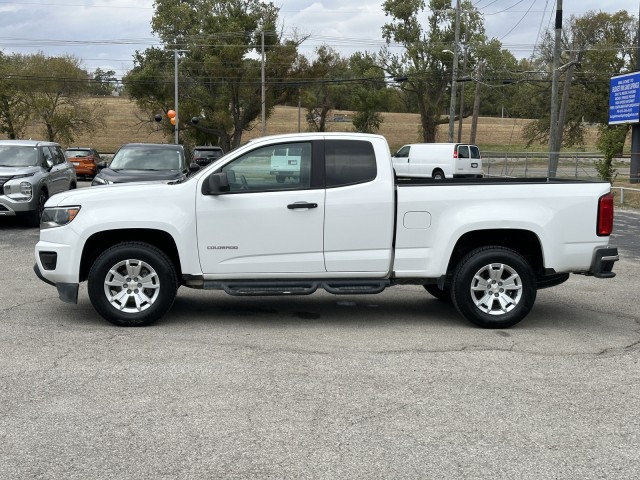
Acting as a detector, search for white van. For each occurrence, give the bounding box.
[269,145,304,183]
[391,143,483,179]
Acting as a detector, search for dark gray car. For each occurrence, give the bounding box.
[92,143,198,185]
[192,145,224,166]
[0,140,77,227]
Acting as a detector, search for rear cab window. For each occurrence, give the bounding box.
[325,140,377,188]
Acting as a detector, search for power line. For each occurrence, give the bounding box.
[0,0,152,8]
[499,0,538,41]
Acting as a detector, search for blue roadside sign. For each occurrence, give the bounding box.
[609,72,640,125]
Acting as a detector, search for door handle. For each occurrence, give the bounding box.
[287,202,318,209]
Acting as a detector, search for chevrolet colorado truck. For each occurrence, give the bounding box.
[34,133,618,329]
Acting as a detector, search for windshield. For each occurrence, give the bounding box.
[0,146,38,167]
[109,147,183,170]
[66,149,92,157]
[194,149,223,158]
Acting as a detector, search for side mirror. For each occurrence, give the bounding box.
[203,172,229,195]
[96,161,107,170]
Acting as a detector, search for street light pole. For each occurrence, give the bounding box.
[448,0,461,143]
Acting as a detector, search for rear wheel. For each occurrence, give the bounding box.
[88,242,178,327]
[432,169,445,180]
[451,246,536,329]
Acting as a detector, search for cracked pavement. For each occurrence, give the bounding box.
[0,208,639,479]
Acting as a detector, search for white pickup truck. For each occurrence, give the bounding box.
[34,133,618,329]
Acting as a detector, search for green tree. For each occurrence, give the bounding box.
[125,0,299,151]
[522,10,637,149]
[88,68,118,96]
[299,46,350,132]
[380,0,486,142]
[0,53,31,139]
[21,53,106,144]
[348,52,389,134]
[595,125,629,182]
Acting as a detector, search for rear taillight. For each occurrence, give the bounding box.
[453,149,458,159]
[597,192,614,236]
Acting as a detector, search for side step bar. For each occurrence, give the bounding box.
[204,280,390,296]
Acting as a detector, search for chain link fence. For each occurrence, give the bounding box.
[482,151,631,180]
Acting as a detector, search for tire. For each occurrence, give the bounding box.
[27,190,48,228]
[451,246,536,329]
[432,169,445,180]
[423,284,452,302]
[88,242,178,327]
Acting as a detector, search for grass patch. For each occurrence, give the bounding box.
[612,182,640,210]
[3,97,605,154]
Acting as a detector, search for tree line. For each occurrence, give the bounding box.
[0,0,637,166]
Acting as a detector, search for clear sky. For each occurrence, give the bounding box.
[0,0,636,78]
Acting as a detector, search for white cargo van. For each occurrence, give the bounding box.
[270,145,304,183]
[392,143,483,179]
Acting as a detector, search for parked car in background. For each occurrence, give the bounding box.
[192,146,224,167]
[64,147,102,179]
[92,143,199,186]
[0,139,77,226]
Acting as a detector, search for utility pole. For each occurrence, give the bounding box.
[448,0,461,143]
[548,0,563,177]
[457,26,469,143]
[557,52,579,155]
[470,60,484,144]
[174,49,179,145]
[261,31,266,136]
[630,3,640,183]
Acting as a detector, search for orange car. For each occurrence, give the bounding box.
[64,147,102,179]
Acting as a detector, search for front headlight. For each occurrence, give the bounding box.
[91,176,112,186]
[41,206,81,229]
[3,179,33,201]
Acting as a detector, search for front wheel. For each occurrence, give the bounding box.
[451,247,536,329]
[27,190,48,228]
[88,242,178,326]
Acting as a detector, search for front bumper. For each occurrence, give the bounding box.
[589,247,618,278]
[33,263,79,304]
[73,164,97,177]
[0,196,37,216]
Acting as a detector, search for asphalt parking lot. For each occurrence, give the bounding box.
[0,201,639,479]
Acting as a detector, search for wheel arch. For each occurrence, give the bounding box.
[80,229,182,282]
[444,229,543,284]
[431,168,445,179]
